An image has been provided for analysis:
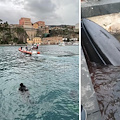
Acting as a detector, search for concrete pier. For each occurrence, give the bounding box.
[81,51,102,120]
[81,0,120,18]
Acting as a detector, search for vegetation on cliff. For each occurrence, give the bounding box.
[36,25,79,41]
[0,20,28,44]
[49,28,79,41]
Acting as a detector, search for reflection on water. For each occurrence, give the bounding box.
[0,45,79,120]
[91,63,120,120]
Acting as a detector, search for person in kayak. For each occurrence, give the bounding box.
[19,83,28,92]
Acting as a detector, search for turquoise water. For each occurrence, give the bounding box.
[0,45,79,120]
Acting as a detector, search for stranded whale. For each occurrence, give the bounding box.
[82,19,120,66]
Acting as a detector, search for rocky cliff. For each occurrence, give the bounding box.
[0,22,28,44]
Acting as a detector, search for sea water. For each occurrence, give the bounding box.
[91,63,120,120]
[0,45,79,120]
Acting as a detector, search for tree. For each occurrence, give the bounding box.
[4,21,8,27]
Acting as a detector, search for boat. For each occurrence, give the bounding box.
[58,42,65,46]
[81,19,120,66]
[19,47,40,55]
[73,42,79,46]
[31,44,39,50]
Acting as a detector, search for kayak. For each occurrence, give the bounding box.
[19,48,40,55]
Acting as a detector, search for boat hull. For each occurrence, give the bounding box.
[18,48,40,55]
[82,19,120,66]
[19,48,32,55]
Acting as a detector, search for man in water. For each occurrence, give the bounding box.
[19,83,28,92]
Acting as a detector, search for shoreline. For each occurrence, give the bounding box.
[0,43,79,46]
[0,44,58,46]
[0,44,26,46]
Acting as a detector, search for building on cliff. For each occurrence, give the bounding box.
[19,18,37,40]
[36,21,45,28]
[33,21,49,34]
[27,36,62,45]
[27,37,42,45]
[33,23,39,29]
[33,21,45,29]
[42,36,63,45]
[19,18,32,28]
[19,18,49,41]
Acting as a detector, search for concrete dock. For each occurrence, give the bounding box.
[81,0,120,18]
[81,51,102,120]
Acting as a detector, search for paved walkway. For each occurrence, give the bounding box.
[81,51,102,120]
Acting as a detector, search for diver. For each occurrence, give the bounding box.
[19,83,28,92]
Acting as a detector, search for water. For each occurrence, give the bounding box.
[0,45,79,120]
[89,63,120,120]
[84,34,120,120]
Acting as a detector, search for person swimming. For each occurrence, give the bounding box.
[19,83,28,92]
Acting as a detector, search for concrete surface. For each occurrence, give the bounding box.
[81,50,102,120]
[81,0,120,18]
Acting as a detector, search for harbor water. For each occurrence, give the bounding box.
[91,63,120,120]
[0,45,79,120]
[82,52,120,119]
[81,33,120,120]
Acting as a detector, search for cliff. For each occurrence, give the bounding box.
[49,28,79,40]
[0,22,28,44]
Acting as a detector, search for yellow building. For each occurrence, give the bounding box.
[27,38,33,44]
[27,37,42,45]
[33,37,42,44]
[42,37,63,45]
[33,23,39,29]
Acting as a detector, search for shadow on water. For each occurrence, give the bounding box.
[90,63,120,120]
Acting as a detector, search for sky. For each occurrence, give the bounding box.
[0,0,79,25]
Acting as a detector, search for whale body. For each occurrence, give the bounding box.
[82,19,120,66]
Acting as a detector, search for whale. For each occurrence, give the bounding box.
[81,19,120,66]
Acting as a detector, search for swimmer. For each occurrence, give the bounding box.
[19,83,28,92]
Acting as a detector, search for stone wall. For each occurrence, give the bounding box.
[81,0,120,18]
[88,13,120,34]
[25,29,37,40]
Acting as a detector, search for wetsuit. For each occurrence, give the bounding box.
[19,85,28,92]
